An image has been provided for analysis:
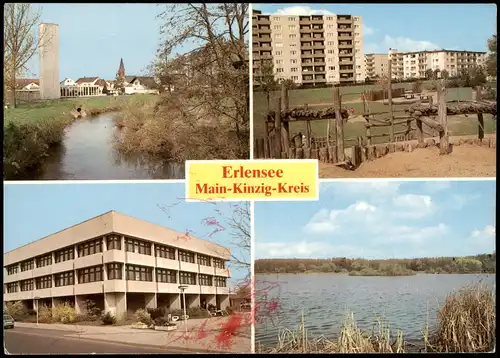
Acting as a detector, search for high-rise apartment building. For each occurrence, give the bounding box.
[3,211,231,320]
[378,49,487,80]
[365,54,389,79]
[252,10,365,86]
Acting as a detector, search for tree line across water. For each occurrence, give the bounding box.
[255,253,496,276]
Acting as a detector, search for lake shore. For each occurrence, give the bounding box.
[256,282,495,353]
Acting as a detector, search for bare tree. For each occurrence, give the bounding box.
[4,4,42,107]
[152,4,249,158]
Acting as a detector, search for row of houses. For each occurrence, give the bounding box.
[15,76,160,97]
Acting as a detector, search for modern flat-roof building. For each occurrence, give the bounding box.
[384,48,487,80]
[252,10,365,86]
[3,211,231,320]
[364,53,389,79]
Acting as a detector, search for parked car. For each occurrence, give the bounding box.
[3,314,15,329]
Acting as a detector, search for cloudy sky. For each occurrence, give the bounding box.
[253,3,496,54]
[4,183,249,285]
[255,180,496,260]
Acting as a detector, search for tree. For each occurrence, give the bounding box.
[425,69,434,80]
[226,202,250,272]
[114,73,125,94]
[486,34,497,77]
[433,68,440,80]
[153,4,249,158]
[441,69,449,80]
[257,59,279,112]
[4,4,44,107]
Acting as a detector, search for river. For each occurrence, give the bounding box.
[29,113,184,180]
[255,273,495,348]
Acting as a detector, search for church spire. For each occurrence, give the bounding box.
[117,58,125,78]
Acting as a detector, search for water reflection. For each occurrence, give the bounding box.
[28,113,184,180]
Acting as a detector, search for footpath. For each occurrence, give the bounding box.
[15,313,252,354]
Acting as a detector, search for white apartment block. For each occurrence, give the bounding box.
[253,10,365,86]
[381,49,487,80]
[3,211,231,320]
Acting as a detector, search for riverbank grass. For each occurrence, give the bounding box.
[3,95,156,179]
[260,283,495,354]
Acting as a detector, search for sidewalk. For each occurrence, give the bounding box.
[15,313,252,353]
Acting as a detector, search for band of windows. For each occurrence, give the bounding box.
[78,265,103,283]
[55,271,74,287]
[126,264,153,282]
[78,238,103,257]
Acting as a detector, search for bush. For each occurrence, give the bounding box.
[5,301,28,317]
[100,311,116,325]
[85,299,101,321]
[52,302,77,324]
[187,307,211,318]
[147,307,164,320]
[154,316,169,326]
[134,308,152,325]
[38,304,53,323]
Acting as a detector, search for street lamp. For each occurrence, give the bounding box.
[34,296,40,326]
[178,285,188,334]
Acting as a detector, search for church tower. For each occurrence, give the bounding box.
[117,58,125,78]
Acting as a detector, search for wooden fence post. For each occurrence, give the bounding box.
[387,58,395,142]
[333,87,345,161]
[437,80,449,155]
[281,82,290,153]
[274,97,282,158]
[475,86,484,141]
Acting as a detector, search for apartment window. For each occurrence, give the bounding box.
[78,265,103,284]
[290,50,297,55]
[78,238,103,257]
[55,271,74,287]
[291,76,299,81]
[179,271,196,285]
[7,282,18,293]
[291,67,298,72]
[197,254,211,267]
[355,24,359,28]
[215,276,227,288]
[36,275,52,289]
[126,264,153,282]
[275,51,283,56]
[178,250,195,263]
[276,59,283,64]
[327,33,335,37]
[276,68,284,73]
[156,268,177,283]
[272,16,279,21]
[288,17,296,21]
[20,279,34,291]
[20,259,34,272]
[275,43,283,48]
[199,274,213,286]
[273,25,281,30]
[327,58,334,63]
[288,25,296,30]
[36,254,52,268]
[289,34,297,39]
[125,238,151,255]
[55,247,75,263]
[275,33,282,39]
[107,235,122,250]
[213,259,225,269]
[326,16,334,21]
[327,25,334,29]
[327,41,335,46]
[327,49,334,54]
[155,244,175,260]
[355,40,360,44]
[6,265,18,275]
[328,66,335,71]
[107,263,123,280]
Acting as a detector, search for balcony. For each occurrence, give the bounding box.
[301,52,314,58]
[299,28,312,34]
[313,60,326,66]
[312,35,325,41]
[311,27,324,32]
[339,59,354,65]
[258,27,271,33]
[257,17,270,25]
[337,17,353,24]
[75,281,103,295]
[338,43,353,49]
[338,34,353,40]
[314,67,326,73]
[313,43,325,50]
[340,68,354,74]
[338,26,353,31]
[311,17,324,24]
[74,253,103,270]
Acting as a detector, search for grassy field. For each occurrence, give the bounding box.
[253,85,494,146]
[3,95,157,179]
[257,283,495,353]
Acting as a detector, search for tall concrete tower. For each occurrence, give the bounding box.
[39,23,60,99]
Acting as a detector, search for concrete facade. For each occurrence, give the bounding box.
[4,211,231,321]
[365,54,389,79]
[385,48,487,80]
[253,10,365,85]
[39,23,60,100]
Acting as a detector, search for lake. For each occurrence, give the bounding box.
[255,273,495,348]
[27,113,184,180]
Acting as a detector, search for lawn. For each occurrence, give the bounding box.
[253,85,492,146]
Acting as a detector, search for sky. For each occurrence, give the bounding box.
[3,183,249,286]
[26,4,176,80]
[255,180,496,260]
[253,3,496,54]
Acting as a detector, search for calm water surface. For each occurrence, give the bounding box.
[255,273,495,347]
[30,113,184,180]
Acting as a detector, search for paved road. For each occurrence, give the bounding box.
[4,327,197,354]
